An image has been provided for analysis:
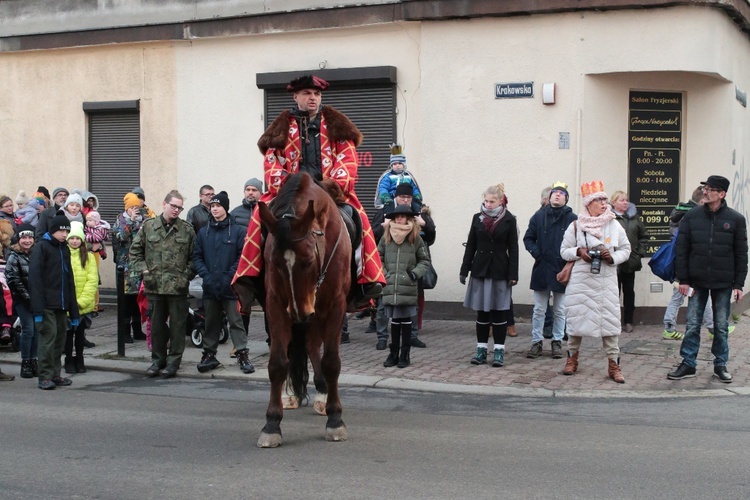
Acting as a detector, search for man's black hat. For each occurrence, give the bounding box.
[700,175,730,192]
[287,75,330,93]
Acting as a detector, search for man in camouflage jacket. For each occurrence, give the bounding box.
[130,190,195,379]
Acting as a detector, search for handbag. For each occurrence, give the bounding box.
[420,243,438,290]
[556,221,577,285]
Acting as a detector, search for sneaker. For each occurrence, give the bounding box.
[492,349,505,367]
[662,330,684,341]
[0,326,11,345]
[550,340,563,359]
[470,347,488,365]
[145,364,162,378]
[0,369,15,381]
[52,376,73,387]
[410,337,426,348]
[340,332,350,344]
[713,365,733,383]
[623,323,634,333]
[526,341,543,359]
[236,349,255,374]
[38,379,56,390]
[708,325,736,339]
[161,365,178,379]
[197,352,220,373]
[83,338,96,349]
[365,320,377,334]
[376,339,387,350]
[667,362,696,380]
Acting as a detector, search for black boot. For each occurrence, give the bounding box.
[383,344,399,367]
[397,345,411,368]
[20,360,33,379]
[30,359,38,377]
[75,355,87,374]
[64,356,76,375]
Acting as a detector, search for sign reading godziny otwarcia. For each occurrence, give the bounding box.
[628,90,682,255]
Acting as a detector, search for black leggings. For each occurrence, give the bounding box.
[475,310,508,345]
[65,323,86,359]
[390,317,412,348]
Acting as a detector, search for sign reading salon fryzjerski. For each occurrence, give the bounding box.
[628,90,682,255]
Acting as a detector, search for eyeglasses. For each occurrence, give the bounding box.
[167,202,184,213]
[702,186,721,193]
[201,192,215,198]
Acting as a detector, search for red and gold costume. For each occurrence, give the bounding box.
[233,106,385,308]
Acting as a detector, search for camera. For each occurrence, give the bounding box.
[588,250,602,274]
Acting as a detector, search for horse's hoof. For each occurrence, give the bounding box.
[325,425,348,442]
[282,395,299,409]
[313,394,327,416]
[257,432,282,448]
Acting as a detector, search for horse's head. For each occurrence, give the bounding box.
[259,196,327,324]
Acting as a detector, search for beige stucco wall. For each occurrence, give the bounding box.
[0,43,178,288]
[3,5,749,309]
[419,6,750,305]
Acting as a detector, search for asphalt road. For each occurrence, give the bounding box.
[2,373,749,499]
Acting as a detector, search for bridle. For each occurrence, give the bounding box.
[284,213,345,289]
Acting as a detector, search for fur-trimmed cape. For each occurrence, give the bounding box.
[257,106,363,154]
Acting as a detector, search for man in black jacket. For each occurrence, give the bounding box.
[668,175,748,383]
[229,178,262,229]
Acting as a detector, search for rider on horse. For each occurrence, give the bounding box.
[232,75,385,310]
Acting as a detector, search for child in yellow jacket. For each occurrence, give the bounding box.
[65,221,98,374]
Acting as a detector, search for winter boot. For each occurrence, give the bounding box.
[397,345,411,368]
[471,347,488,365]
[383,343,399,367]
[492,348,505,367]
[563,351,579,375]
[64,356,76,375]
[20,360,33,379]
[75,355,87,374]
[608,357,625,384]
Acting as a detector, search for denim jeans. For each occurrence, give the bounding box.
[16,302,38,360]
[663,287,712,331]
[680,287,731,368]
[531,290,565,343]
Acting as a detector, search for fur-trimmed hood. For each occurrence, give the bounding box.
[257,106,363,154]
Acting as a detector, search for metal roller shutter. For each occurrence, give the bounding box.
[88,112,140,226]
[265,85,396,220]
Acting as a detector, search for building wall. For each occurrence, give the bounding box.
[2,4,749,313]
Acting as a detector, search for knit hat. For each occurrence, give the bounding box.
[580,180,608,207]
[209,191,230,213]
[550,181,569,203]
[17,223,35,238]
[286,75,330,93]
[132,187,146,201]
[123,193,141,211]
[64,193,83,209]
[86,210,102,225]
[245,178,263,191]
[49,211,71,234]
[16,190,29,205]
[394,183,414,197]
[33,192,47,208]
[27,199,42,211]
[389,144,406,167]
[37,186,51,200]
[67,220,85,241]
[52,187,69,199]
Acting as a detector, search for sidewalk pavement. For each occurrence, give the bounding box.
[2,308,749,398]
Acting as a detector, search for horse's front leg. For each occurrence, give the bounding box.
[258,341,289,448]
[307,336,328,415]
[321,331,346,442]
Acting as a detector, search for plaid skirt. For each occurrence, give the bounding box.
[463,277,511,312]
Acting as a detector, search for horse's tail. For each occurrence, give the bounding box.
[287,323,309,405]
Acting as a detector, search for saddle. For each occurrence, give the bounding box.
[337,203,362,250]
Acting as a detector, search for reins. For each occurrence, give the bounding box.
[284,213,345,289]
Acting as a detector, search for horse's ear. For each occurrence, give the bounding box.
[299,199,316,228]
[258,202,277,232]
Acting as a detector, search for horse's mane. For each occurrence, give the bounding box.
[272,173,311,252]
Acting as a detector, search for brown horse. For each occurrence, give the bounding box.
[256,172,351,448]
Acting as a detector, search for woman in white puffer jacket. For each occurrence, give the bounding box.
[560,181,631,383]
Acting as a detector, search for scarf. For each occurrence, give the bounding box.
[388,220,413,245]
[479,204,506,234]
[64,211,84,223]
[577,206,615,239]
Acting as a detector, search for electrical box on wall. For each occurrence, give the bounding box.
[542,83,556,104]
